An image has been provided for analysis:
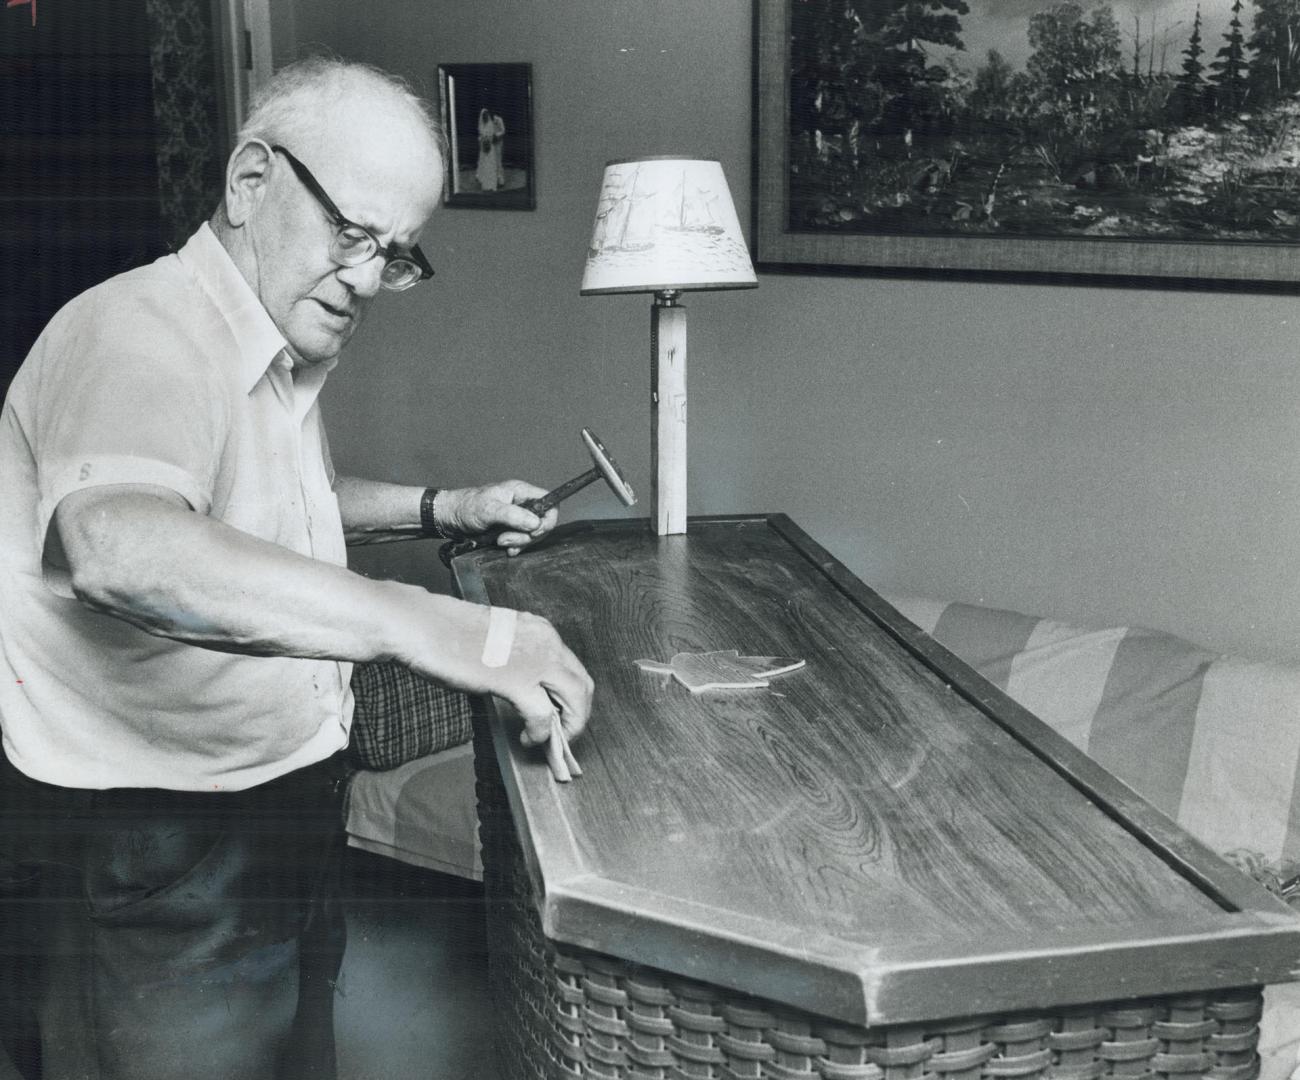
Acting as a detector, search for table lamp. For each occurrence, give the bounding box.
[580,156,757,536]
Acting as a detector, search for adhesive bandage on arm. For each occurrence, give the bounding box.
[481,606,517,667]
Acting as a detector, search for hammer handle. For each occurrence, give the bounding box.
[526,466,600,515]
[438,466,602,566]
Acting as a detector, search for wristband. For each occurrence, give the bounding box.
[420,487,452,539]
[481,606,517,668]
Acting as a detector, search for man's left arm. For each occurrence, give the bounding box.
[334,475,558,552]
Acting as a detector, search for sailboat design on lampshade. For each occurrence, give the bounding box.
[580,157,757,295]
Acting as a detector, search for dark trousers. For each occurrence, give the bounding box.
[0,747,348,1080]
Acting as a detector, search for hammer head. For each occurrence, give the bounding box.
[581,428,637,507]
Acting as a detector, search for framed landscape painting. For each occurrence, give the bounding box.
[753,0,1300,284]
[438,62,536,210]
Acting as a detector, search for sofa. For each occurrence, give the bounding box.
[884,594,1300,1080]
[343,594,1300,1079]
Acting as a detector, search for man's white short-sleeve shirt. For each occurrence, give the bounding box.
[0,224,352,791]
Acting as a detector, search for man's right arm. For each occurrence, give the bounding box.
[52,484,592,745]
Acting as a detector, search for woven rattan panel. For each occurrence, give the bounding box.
[471,722,1264,1080]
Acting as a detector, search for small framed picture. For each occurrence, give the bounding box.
[437,62,536,210]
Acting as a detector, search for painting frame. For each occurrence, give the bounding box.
[437,62,536,210]
[752,0,1300,287]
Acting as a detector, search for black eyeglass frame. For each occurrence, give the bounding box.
[270,144,435,289]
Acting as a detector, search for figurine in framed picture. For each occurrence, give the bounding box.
[476,106,506,191]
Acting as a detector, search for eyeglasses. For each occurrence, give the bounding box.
[271,145,434,291]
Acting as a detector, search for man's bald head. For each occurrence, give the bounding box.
[237,56,447,172]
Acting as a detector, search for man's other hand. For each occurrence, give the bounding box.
[495,609,593,748]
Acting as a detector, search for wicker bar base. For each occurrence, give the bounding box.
[472,724,1263,1080]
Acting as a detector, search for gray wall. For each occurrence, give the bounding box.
[290,0,1300,663]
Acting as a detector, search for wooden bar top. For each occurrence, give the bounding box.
[451,514,1300,1027]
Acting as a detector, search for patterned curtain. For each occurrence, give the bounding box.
[143,0,225,251]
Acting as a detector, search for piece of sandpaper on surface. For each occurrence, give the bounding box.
[635,650,805,692]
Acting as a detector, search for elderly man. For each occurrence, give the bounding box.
[0,56,591,1080]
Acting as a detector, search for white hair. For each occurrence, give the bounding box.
[237,55,448,167]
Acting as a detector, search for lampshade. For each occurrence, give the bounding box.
[580,157,758,295]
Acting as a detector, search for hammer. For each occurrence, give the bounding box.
[439,428,636,565]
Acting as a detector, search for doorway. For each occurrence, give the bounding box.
[0,0,231,401]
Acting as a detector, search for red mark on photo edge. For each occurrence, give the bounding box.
[6,0,36,27]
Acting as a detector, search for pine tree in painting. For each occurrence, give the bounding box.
[1210,0,1251,112]
[1173,6,1207,121]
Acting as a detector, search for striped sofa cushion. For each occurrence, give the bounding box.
[886,596,1300,867]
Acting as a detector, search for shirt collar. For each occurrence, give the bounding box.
[177,223,340,395]
[266,348,335,424]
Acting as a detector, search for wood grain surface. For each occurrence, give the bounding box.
[454,515,1300,1024]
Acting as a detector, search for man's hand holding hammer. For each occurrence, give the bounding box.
[434,479,560,556]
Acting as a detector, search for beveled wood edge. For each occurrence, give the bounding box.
[450,516,1300,1026]
[450,562,593,900]
[543,873,1299,1027]
[764,513,1296,920]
